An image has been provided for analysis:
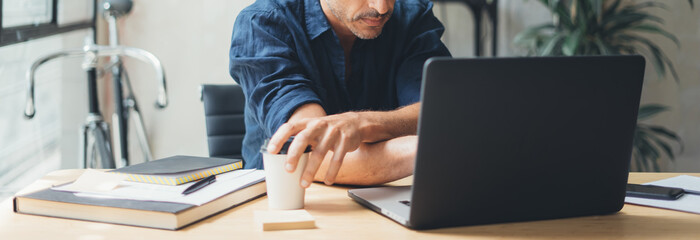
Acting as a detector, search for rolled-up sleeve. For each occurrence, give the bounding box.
[229,10,322,137]
[395,2,451,106]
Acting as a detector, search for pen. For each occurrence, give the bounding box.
[182,175,216,195]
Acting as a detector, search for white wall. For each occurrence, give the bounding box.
[113,0,700,172]
[111,0,255,163]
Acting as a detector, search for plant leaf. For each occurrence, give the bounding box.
[552,1,575,29]
[631,35,678,81]
[636,135,660,172]
[646,133,676,160]
[618,34,670,80]
[620,1,667,12]
[632,129,652,172]
[562,29,583,56]
[628,24,680,48]
[632,146,646,172]
[663,51,681,82]
[593,37,611,55]
[514,24,555,45]
[603,0,623,19]
[538,34,565,56]
[548,0,561,11]
[602,12,664,35]
[648,126,681,142]
[592,0,603,22]
[632,133,644,171]
[572,0,586,27]
[637,104,669,120]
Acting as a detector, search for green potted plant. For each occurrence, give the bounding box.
[514,0,692,171]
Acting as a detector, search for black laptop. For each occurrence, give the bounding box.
[348,56,645,229]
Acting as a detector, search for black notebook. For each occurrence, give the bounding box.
[110,155,244,185]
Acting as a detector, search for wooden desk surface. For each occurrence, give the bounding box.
[1,171,699,239]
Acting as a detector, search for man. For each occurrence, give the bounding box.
[229,0,450,188]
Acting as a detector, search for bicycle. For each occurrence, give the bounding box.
[24,39,168,169]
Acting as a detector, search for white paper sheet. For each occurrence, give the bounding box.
[58,169,128,192]
[52,169,265,206]
[625,175,700,214]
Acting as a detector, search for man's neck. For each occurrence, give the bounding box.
[320,0,356,54]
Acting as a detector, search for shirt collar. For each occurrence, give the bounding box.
[305,0,332,40]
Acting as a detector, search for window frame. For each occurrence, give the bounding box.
[0,0,96,48]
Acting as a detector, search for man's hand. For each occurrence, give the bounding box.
[266,102,419,188]
[268,111,364,187]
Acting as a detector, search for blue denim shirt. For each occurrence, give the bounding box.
[229,0,451,169]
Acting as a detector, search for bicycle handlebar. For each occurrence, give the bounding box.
[25,44,168,119]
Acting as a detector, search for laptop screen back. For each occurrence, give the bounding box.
[409,56,645,229]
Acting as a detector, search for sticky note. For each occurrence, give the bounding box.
[254,209,316,231]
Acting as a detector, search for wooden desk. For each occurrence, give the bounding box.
[1,171,699,239]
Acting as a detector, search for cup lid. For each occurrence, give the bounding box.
[260,136,312,154]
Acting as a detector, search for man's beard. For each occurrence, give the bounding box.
[324,0,392,39]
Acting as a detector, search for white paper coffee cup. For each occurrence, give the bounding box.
[261,138,311,210]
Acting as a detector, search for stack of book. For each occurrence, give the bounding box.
[13,155,266,230]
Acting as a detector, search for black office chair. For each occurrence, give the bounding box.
[200,84,246,160]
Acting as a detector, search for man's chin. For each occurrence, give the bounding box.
[351,28,383,40]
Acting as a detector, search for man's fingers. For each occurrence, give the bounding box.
[308,127,340,181]
[323,150,346,185]
[268,122,301,154]
[323,139,348,185]
[284,130,315,172]
[301,150,325,188]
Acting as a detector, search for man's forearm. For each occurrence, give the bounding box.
[357,102,420,143]
[288,103,327,122]
[286,102,419,143]
[313,135,417,185]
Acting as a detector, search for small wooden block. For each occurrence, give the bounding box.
[254,209,316,231]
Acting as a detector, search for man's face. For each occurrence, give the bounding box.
[324,0,395,39]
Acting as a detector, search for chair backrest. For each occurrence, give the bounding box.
[200,84,246,160]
